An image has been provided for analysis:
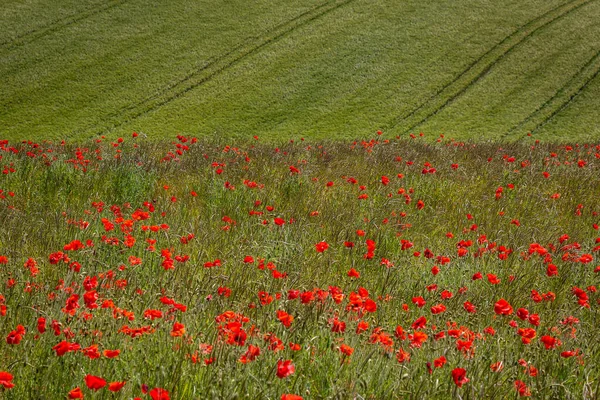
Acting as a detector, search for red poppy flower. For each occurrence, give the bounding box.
[394,326,406,340]
[144,309,163,320]
[108,381,126,392]
[330,318,346,333]
[0,371,14,389]
[494,299,513,315]
[276,310,294,328]
[514,380,531,397]
[6,325,25,345]
[396,348,411,363]
[540,335,560,350]
[53,341,81,356]
[516,308,529,320]
[289,342,301,351]
[451,368,469,387]
[490,361,503,372]
[356,321,369,334]
[411,316,427,330]
[433,356,447,368]
[68,387,84,399]
[170,322,185,337]
[409,331,428,348]
[149,387,170,400]
[224,322,247,346]
[412,297,426,308]
[240,344,261,363]
[340,344,354,356]
[82,344,101,359]
[347,268,360,278]
[517,328,537,344]
[276,360,295,379]
[281,395,303,400]
[315,241,329,253]
[103,349,121,358]
[463,301,476,313]
[85,374,107,391]
[546,264,558,276]
[430,303,445,314]
[561,350,577,358]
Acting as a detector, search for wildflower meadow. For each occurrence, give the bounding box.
[0,133,599,399]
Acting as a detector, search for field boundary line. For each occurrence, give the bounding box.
[386,0,595,134]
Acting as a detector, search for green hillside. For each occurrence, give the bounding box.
[1,0,599,142]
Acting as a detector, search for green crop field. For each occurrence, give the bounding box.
[2,0,600,142]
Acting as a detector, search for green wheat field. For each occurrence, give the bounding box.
[2,0,600,142]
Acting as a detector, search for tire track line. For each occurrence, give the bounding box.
[531,69,600,134]
[102,0,339,120]
[0,0,129,52]
[502,48,600,138]
[84,0,355,136]
[387,0,595,134]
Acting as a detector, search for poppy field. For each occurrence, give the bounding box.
[0,133,599,399]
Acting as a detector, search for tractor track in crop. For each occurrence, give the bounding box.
[0,0,129,52]
[387,0,596,134]
[502,48,600,138]
[84,0,355,136]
